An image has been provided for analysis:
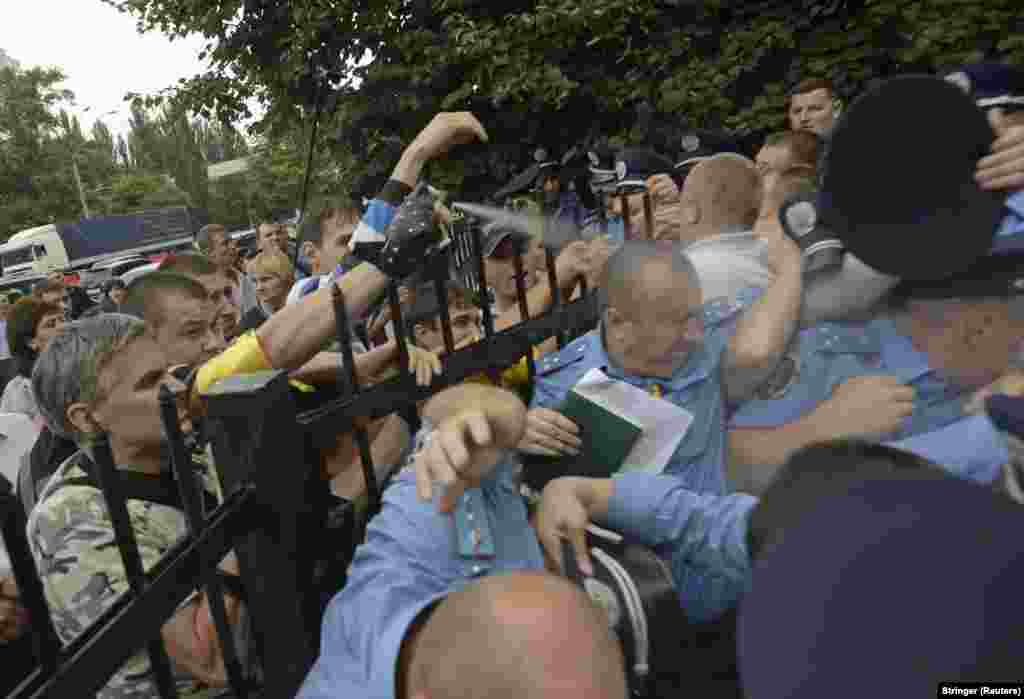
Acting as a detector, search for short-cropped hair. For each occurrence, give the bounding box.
[158,252,220,279]
[789,78,835,98]
[32,314,147,440]
[121,272,210,324]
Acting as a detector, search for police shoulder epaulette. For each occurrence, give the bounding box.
[537,338,590,376]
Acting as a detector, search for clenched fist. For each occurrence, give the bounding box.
[815,375,916,440]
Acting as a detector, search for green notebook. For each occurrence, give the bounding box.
[521,388,645,490]
[556,388,644,478]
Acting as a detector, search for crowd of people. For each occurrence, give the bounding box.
[1,60,1024,699]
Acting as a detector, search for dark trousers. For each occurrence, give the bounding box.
[0,635,38,697]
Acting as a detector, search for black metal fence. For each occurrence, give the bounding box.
[1,220,602,699]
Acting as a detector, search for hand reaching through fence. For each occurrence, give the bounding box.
[407,345,443,387]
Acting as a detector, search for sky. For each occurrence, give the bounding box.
[0,0,210,137]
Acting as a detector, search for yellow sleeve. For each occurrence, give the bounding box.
[499,347,541,389]
[194,331,273,397]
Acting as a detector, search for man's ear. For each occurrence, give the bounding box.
[300,241,318,259]
[604,306,631,337]
[66,402,100,437]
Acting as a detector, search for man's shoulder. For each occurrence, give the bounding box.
[535,331,602,380]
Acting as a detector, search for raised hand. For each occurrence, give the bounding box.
[414,409,503,513]
[976,109,1024,191]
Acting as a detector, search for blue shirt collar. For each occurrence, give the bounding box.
[994,190,1024,249]
[593,323,713,393]
[872,318,935,384]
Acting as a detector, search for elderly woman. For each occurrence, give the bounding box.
[28,315,246,697]
[239,247,295,334]
[1,298,65,423]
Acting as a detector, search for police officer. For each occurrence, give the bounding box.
[727,251,1024,495]
[520,236,805,497]
[597,147,676,242]
[674,129,744,185]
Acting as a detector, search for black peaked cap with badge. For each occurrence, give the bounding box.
[492,147,560,202]
[674,129,743,171]
[614,147,676,193]
[945,62,1024,112]
[811,74,1003,280]
[893,250,1024,300]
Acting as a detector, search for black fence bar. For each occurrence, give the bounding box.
[299,293,599,432]
[158,385,248,697]
[0,477,61,674]
[11,487,256,699]
[89,436,178,699]
[511,246,537,385]
[332,284,361,398]
[544,246,565,350]
[642,192,655,240]
[472,225,495,339]
[203,370,318,697]
[620,193,633,242]
[435,275,456,355]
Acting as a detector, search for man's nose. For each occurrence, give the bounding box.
[206,327,228,352]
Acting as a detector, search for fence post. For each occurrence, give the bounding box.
[202,370,318,698]
[0,474,61,676]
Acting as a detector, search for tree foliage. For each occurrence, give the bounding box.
[81,0,1024,199]
[0,58,253,238]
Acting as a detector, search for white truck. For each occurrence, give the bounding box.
[0,207,204,278]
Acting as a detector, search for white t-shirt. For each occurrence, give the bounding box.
[685,230,898,327]
[286,275,331,306]
[684,231,775,306]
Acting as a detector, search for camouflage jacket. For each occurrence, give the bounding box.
[26,450,222,698]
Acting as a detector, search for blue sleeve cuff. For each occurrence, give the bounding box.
[603,473,686,543]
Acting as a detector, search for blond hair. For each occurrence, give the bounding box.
[246,248,295,282]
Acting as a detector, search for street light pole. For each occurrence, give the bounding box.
[71,155,91,219]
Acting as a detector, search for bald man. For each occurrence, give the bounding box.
[523,239,804,498]
[297,383,627,698]
[673,153,762,246]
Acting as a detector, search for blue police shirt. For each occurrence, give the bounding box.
[297,426,545,699]
[604,473,755,623]
[729,317,968,441]
[889,413,1010,485]
[991,189,1024,253]
[531,288,763,496]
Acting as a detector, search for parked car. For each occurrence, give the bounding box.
[118,262,161,288]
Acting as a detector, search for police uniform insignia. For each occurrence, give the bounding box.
[681,133,701,153]
[756,354,800,400]
[784,200,817,238]
[944,71,972,94]
[615,160,628,181]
